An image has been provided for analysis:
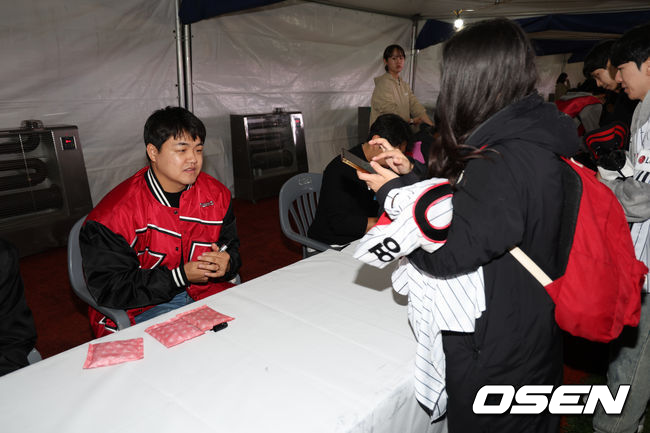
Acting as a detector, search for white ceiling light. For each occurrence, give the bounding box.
[453,9,464,30]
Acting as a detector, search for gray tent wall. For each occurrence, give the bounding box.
[0,0,607,205]
[0,1,181,204]
[182,2,415,182]
[0,0,415,203]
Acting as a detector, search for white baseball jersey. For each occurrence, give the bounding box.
[353,177,485,420]
[630,106,650,293]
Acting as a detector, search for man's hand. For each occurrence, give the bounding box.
[367,137,413,175]
[184,243,231,283]
[184,261,213,283]
[198,243,231,277]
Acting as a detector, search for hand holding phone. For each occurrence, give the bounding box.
[340,148,376,174]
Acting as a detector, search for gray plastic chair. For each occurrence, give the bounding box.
[67,216,131,331]
[279,173,331,258]
[27,347,42,364]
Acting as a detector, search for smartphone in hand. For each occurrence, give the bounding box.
[340,148,376,174]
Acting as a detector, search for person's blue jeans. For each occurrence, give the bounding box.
[133,292,194,324]
[593,293,650,433]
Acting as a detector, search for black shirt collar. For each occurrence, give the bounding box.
[145,167,191,208]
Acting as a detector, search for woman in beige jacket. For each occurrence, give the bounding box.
[369,44,433,128]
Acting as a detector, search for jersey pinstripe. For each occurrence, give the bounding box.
[354,177,485,420]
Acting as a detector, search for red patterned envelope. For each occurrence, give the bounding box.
[145,317,204,348]
[83,337,144,369]
[177,305,234,331]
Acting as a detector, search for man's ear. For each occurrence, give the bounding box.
[645,58,650,76]
[146,143,157,163]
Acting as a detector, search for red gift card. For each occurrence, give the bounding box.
[83,337,144,369]
[177,305,234,331]
[145,317,204,348]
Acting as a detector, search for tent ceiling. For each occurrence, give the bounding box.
[310,0,650,20]
[180,0,650,24]
[415,9,650,60]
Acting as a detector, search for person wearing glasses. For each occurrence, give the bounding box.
[369,44,433,128]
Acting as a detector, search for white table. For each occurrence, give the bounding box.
[0,246,447,433]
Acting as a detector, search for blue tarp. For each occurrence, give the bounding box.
[179,0,284,24]
[516,11,650,34]
[416,11,650,62]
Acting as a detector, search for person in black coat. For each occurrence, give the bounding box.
[358,19,580,432]
[307,114,410,246]
[0,239,37,376]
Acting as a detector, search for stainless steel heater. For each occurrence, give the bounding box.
[0,120,93,256]
[230,110,308,202]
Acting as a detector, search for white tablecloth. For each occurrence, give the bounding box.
[0,246,448,433]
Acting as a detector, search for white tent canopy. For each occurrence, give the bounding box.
[2,0,649,203]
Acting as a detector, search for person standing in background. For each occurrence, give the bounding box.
[370,44,433,128]
[555,72,571,99]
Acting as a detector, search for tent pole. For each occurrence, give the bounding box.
[183,23,193,112]
[174,0,186,108]
[408,17,419,92]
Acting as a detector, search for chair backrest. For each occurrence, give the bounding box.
[278,173,331,258]
[27,347,42,364]
[67,216,131,330]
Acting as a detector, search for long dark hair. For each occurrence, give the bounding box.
[429,18,538,183]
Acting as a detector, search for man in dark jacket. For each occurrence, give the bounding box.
[0,239,37,376]
[307,114,411,246]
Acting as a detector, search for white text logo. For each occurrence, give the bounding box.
[472,385,630,415]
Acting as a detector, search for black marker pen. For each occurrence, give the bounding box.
[212,322,228,332]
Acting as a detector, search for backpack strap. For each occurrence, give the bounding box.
[509,246,552,286]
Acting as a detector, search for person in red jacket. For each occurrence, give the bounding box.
[80,107,241,336]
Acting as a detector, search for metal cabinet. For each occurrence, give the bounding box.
[0,120,93,256]
[230,111,308,202]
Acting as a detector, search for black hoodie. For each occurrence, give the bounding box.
[377,93,580,433]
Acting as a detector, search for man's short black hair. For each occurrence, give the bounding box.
[143,106,206,153]
[367,113,411,148]
[583,40,615,78]
[611,23,650,68]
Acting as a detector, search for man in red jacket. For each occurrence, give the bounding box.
[80,107,241,336]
